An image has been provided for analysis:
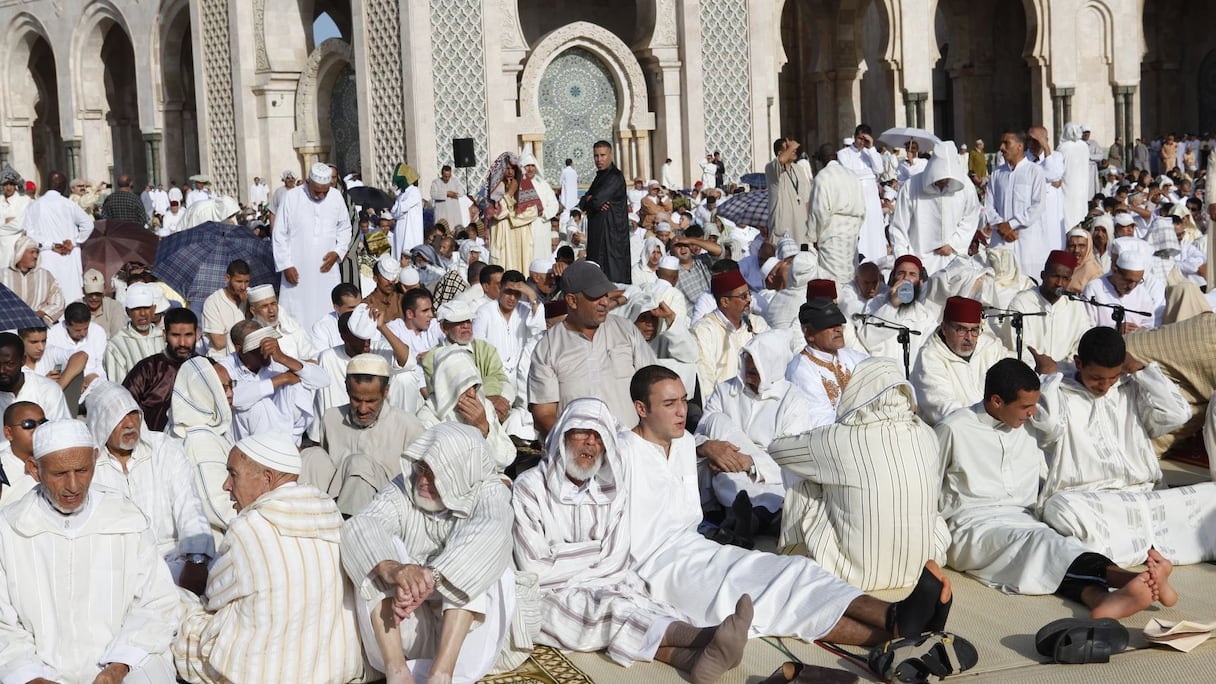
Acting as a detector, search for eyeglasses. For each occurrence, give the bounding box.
[722,291,752,300]
[13,418,48,430]
[948,323,982,337]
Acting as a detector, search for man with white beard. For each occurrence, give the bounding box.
[341,423,539,684]
[888,141,978,276]
[0,419,179,683]
[513,398,752,682]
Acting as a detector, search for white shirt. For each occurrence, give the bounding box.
[249,182,270,206]
[219,355,330,444]
[185,188,212,208]
[273,186,351,330]
[983,158,1047,273]
[997,288,1090,364]
[559,166,579,211]
[46,321,108,383]
[1081,274,1164,330]
[472,300,545,381]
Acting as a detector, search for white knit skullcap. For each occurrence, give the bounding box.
[655,222,673,234]
[1114,213,1135,227]
[247,284,276,303]
[33,420,96,460]
[347,304,379,341]
[528,258,554,274]
[347,353,390,377]
[376,254,402,280]
[658,255,680,270]
[234,432,300,474]
[309,162,332,185]
[1116,249,1148,271]
[124,283,155,309]
[241,325,281,350]
[398,266,420,287]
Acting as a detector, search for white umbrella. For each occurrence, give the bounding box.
[878,127,942,150]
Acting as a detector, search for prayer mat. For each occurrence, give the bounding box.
[1164,435,1209,470]
[480,646,594,684]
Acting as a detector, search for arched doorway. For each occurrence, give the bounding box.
[101,25,144,182]
[1142,0,1216,136]
[6,18,65,188]
[859,1,895,131]
[159,0,199,187]
[537,48,618,184]
[292,38,357,171]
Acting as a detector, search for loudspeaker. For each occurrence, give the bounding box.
[453,138,476,168]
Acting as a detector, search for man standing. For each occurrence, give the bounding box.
[0,419,179,683]
[103,282,165,382]
[984,130,1047,276]
[661,157,677,190]
[185,175,213,207]
[340,423,538,684]
[430,165,466,230]
[559,158,578,222]
[390,162,424,259]
[889,141,979,276]
[0,165,31,229]
[268,169,297,222]
[764,137,812,245]
[1134,137,1151,173]
[580,141,631,283]
[100,174,149,225]
[911,296,1012,425]
[23,171,94,302]
[248,176,270,208]
[967,139,988,184]
[473,269,545,400]
[808,144,867,283]
[124,308,200,431]
[175,431,364,684]
[999,250,1090,364]
[836,124,887,263]
[273,162,350,330]
[1083,126,1104,197]
[201,259,251,358]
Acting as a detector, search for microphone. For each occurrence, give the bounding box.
[852,313,870,322]
[1054,288,1087,302]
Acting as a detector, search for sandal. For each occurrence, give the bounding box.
[762,661,859,683]
[868,631,979,683]
[1034,618,1129,664]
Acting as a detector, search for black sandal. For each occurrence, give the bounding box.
[1034,618,1129,664]
[868,631,979,683]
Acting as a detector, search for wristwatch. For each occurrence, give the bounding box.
[426,565,443,586]
[185,553,209,565]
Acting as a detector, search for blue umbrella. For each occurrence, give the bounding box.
[739,172,767,189]
[715,189,769,228]
[153,222,277,309]
[0,284,47,331]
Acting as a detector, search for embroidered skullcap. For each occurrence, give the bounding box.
[398,266,420,287]
[247,284,276,303]
[309,162,332,185]
[376,254,401,280]
[347,304,379,341]
[347,353,390,378]
[943,296,983,324]
[33,419,95,460]
[235,432,301,474]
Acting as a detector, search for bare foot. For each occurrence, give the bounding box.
[1147,548,1178,607]
[1091,572,1154,619]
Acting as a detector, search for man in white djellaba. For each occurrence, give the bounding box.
[836,125,888,264]
[984,131,1047,277]
[0,419,179,683]
[558,158,578,223]
[340,422,539,684]
[888,141,978,277]
[22,171,94,302]
[174,431,364,684]
[938,359,1178,620]
[513,398,753,683]
[273,162,351,330]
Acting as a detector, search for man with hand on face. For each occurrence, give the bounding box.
[912,296,1012,426]
[124,307,200,431]
[421,299,510,416]
[836,124,888,263]
[303,353,425,516]
[858,254,940,362]
[248,283,318,363]
[0,420,179,684]
[219,321,330,444]
[174,432,364,684]
[273,162,351,330]
[45,302,106,394]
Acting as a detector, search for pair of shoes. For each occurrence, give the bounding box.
[761,661,858,683]
[707,493,756,549]
[1034,618,1129,664]
[867,631,979,683]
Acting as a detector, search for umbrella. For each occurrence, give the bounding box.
[739,172,767,189]
[878,127,942,150]
[152,221,277,309]
[81,220,159,290]
[348,186,395,212]
[715,190,769,228]
[0,284,48,330]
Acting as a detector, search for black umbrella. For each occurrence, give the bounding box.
[348,186,395,212]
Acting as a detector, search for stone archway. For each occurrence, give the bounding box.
[157,0,200,187]
[72,3,144,183]
[536,48,619,183]
[4,14,65,187]
[518,21,656,180]
[293,38,357,170]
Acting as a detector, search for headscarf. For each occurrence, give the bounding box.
[392,162,419,191]
[638,236,664,270]
[84,381,142,451]
[1060,122,1084,143]
[9,235,37,271]
[428,347,485,423]
[177,195,242,230]
[1066,226,1103,291]
[403,422,498,518]
[737,332,797,401]
[921,141,966,194]
[0,164,21,186]
[170,356,232,438]
[836,357,918,425]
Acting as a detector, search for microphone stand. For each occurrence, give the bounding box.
[1082,297,1151,336]
[856,314,922,377]
[983,307,1046,358]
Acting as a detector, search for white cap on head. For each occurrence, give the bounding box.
[347,353,390,377]
[528,257,554,274]
[33,419,95,460]
[82,269,105,294]
[1113,213,1135,227]
[777,238,800,260]
[153,288,170,315]
[760,257,780,278]
[1116,248,1148,271]
[655,222,672,234]
[1082,125,1091,133]
[281,169,297,181]
[398,266,420,287]
[308,162,332,185]
[1090,214,1114,232]
[658,255,680,271]
[247,284,276,303]
[347,304,379,341]
[376,254,402,280]
[241,325,281,350]
[234,432,301,474]
[124,283,155,309]
[1156,175,1174,187]
[436,299,477,323]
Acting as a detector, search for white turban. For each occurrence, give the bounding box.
[309,162,332,185]
[248,284,276,303]
[33,420,96,460]
[376,254,402,280]
[235,432,301,475]
[347,304,379,341]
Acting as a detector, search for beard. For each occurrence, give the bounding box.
[564,454,603,482]
[413,486,447,513]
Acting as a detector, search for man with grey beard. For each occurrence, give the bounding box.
[301,353,425,516]
[512,397,752,682]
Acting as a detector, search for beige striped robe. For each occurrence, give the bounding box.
[173,483,364,684]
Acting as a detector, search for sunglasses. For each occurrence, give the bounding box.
[13,418,48,430]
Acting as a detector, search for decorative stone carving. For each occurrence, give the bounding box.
[655,0,678,46]
[363,0,407,185]
[499,0,527,52]
[429,0,489,173]
[537,48,618,182]
[699,0,752,184]
[293,38,354,149]
[253,0,270,73]
[200,0,239,196]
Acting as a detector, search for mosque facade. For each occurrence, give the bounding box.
[0,0,1212,201]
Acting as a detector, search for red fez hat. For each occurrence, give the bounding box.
[24,181,35,193]
[893,254,923,271]
[1045,250,1077,270]
[806,279,837,300]
[711,269,748,297]
[944,296,983,324]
